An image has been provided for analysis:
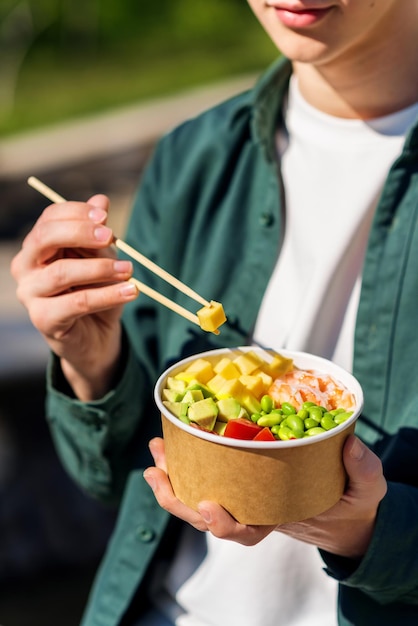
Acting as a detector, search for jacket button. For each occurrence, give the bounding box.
[135,526,155,543]
[259,212,274,227]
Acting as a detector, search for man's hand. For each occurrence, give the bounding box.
[10,195,138,400]
[143,435,387,557]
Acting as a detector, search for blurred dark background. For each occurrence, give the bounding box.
[0,2,278,624]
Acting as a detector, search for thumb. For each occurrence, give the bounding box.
[87,194,110,215]
[343,435,387,503]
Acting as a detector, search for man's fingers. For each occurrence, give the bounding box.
[143,467,209,532]
[147,437,275,544]
[343,435,387,502]
[26,282,137,339]
[18,257,133,299]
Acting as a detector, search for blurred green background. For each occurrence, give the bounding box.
[1,0,278,137]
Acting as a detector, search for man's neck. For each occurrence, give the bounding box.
[294,20,418,120]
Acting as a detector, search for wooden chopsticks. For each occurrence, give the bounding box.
[27,176,209,327]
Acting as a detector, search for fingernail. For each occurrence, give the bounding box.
[350,437,365,461]
[143,470,156,491]
[113,260,133,274]
[88,208,107,223]
[94,226,113,242]
[198,505,212,524]
[119,282,137,297]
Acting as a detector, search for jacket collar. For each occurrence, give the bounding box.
[250,56,292,163]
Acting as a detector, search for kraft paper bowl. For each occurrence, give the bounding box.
[154,347,363,525]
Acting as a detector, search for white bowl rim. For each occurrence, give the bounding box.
[154,347,364,450]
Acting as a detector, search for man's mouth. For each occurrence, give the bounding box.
[267,3,333,27]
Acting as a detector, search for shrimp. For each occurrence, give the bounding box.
[268,369,354,412]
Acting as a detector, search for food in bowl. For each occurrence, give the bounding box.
[161,349,355,443]
[155,347,363,524]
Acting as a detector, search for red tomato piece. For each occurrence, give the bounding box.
[224,418,262,440]
[253,427,276,441]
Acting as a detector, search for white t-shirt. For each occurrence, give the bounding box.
[255,77,418,369]
[151,78,418,626]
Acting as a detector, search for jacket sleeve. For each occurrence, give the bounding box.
[321,481,418,605]
[45,337,154,504]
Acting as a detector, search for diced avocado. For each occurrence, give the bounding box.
[216,397,241,422]
[162,388,185,403]
[166,377,187,393]
[239,393,261,415]
[237,406,250,420]
[163,401,190,419]
[186,382,215,398]
[188,397,218,430]
[183,389,204,403]
[213,420,227,436]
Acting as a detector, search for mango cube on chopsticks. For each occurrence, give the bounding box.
[197,300,227,334]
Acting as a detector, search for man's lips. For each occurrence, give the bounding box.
[268,4,333,27]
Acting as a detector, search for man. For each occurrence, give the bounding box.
[11,1,418,624]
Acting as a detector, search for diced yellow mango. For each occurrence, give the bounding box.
[183,358,215,384]
[217,378,245,399]
[266,354,294,376]
[207,374,229,395]
[174,372,200,383]
[197,301,227,334]
[233,351,264,375]
[252,369,273,390]
[239,375,264,398]
[213,358,241,379]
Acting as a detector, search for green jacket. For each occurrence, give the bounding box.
[46,57,418,626]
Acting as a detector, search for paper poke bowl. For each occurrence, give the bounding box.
[154,346,363,525]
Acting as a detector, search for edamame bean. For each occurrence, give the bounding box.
[307,406,323,422]
[284,415,305,433]
[305,426,326,436]
[257,414,284,428]
[304,417,319,430]
[321,415,338,430]
[333,411,353,424]
[329,408,345,416]
[225,393,354,441]
[281,402,297,415]
[261,395,274,413]
[277,426,295,440]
